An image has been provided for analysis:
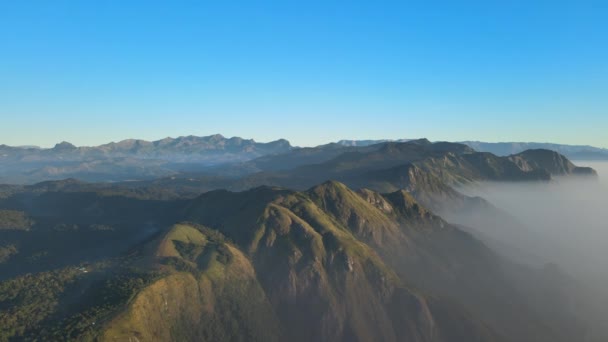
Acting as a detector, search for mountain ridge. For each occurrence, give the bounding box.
[0,174,597,341]
[330,139,608,160]
[104,182,581,342]
[2,135,603,184]
[460,141,608,160]
[0,134,294,184]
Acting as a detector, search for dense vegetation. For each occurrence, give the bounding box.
[0,258,163,341]
[0,210,33,231]
[0,245,17,263]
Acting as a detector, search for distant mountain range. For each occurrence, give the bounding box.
[0,136,604,341]
[202,139,595,217]
[336,139,608,160]
[0,134,292,184]
[335,138,411,146]
[3,138,593,216]
[460,141,608,160]
[0,134,605,184]
[0,134,291,162]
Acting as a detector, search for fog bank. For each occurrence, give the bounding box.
[454,161,608,282]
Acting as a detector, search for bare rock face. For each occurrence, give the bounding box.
[357,188,395,214]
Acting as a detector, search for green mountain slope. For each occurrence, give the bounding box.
[175,182,580,342]
[101,217,501,342]
[103,224,281,342]
[0,153,598,341]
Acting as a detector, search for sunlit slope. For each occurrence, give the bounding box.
[0,178,587,341]
[100,182,579,342]
[102,224,280,342]
[102,189,505,342]
[182,182,579,342]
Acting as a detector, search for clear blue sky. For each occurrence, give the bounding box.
[1,1,607,148]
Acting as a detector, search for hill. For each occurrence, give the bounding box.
[0,181,591,341]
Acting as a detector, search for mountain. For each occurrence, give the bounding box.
[0,181,590,341]
[94,139,598,218]
[508,149,597,176]
[91,134,292,160]
[0,134,293,184]
[218,140,595,213]
[328,139,608,160]
[461,141,608,161]
[3,136,602,186]
[0,136,603,341]
[208,142,383,177]
[335,138,412,146]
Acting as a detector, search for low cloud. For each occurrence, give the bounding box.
[453,161,608,282]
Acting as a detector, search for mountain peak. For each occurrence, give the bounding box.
[267,138,291,148]
[408,138,432,145]
[52,141,77,150]
[384,189,437,221]
[308,180,350,196]
[208,133,226,141]
[318,179,347,188]
[510,149,598,176]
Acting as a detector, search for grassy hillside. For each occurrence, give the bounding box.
[178,183,582,342]
[0,176,595,342]
[103,224,281,342]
